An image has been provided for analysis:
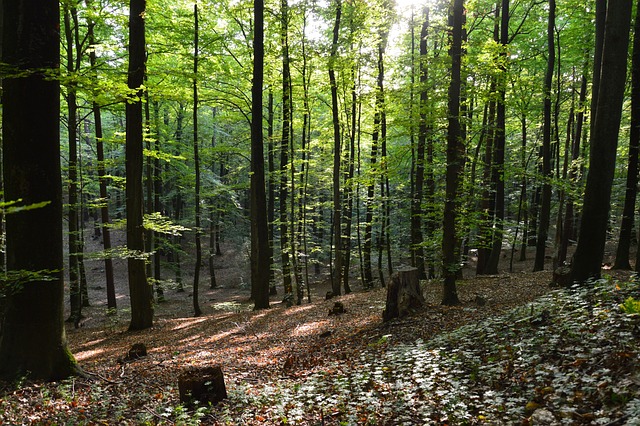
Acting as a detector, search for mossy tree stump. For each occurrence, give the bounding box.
[178,366,227,406]
[383,267,425,322]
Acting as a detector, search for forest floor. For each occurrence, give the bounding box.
[1,229,640,425]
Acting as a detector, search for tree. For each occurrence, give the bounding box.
[192,0,203,317]
[614,0,640,270]
[571,1,633,283]
[532,0,555,272]
[442,0,464,306]
[0,0,81,380]
[127,0,154,330]
[251,0,271,310]
[329,0,344,296]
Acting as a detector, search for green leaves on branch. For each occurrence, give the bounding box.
[0,199,51,215]
[0,270,60,296]
[143,212,190,236]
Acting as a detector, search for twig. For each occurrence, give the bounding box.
[83,370,123,385]
[144,406,174,425]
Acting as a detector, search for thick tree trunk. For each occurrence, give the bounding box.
[572,1,632,283]
[0,0,81,380]
[127,0,153,330]
[442,0,464,306]
[251,0,271,310]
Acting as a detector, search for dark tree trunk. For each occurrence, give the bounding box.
[572,1,633,283]
[0,0,81,380]
[267,91,277,295]
[280,0,293,295]
[126,0,153,330]
[615,0,640,270]
[192,2,203,317]
[533,0,555,272]
[251,0,271,310]
[485,0,509,274]
[63,4,82,326]
[87,8,117,310]
[329,0,343,296]
[410,8,427,279]
[442,0,464,306]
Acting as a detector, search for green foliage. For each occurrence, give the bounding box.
[620,297,640,315]
[143,212,191,236]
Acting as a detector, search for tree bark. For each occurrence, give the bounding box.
[615,0,640,270]
[0,0,81,380]
[329,0,343,296]
[533,0,555,272]
[571,1,633,283]
[442,0,464,306]
[127,0,153,330]
[251,0,271,310]
[192,2,203,317]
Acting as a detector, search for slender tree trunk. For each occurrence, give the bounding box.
[572,1,632,283]
[192,2,203,317]
[267,91,277,295]
[63,5,82,326]
[251,0,271,309]
[485,0,509,273]
[329,0,343,296]
[87,11,116,310]
[410,8,427,279]
[280,0,293,296]
[152,101,164,299]
[533,0,555,272]
[442,0,464,306]
[127,0,153,330]
[0,0,81,380]
[615,0,640,270]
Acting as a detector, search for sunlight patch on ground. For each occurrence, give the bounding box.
[75,348,105,361]
[210,301,251,312]
[170,317,208,331]
[291,320,331,337]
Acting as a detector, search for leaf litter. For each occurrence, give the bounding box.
[0,269,639,425]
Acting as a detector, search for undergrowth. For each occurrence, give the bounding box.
[0,277,639,425]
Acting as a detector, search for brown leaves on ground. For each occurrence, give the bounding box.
[70,270,554,393]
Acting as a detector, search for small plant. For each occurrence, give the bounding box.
[620,297,640,315]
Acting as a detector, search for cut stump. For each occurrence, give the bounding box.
[178,366,227,406]
[383,267,425,322]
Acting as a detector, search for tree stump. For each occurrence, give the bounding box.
[552,266,572,288]
[383,267,425,322]
[178,366,227,406]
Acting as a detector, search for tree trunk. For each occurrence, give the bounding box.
[442,0,464,306]
[329,0,343,296]
[192,2,203,317]
[251,0,271,310]
[63,4,82,326]
[127,0,153,330]
[382,267,425,322]
[88,12,117,309]
[533,0,555,272]
[572,1,632,283]
[485,0,509,274]
[267,91,277,295]
[0,0,81,380]
[410,8,427,279]
[280,0,293,296]
[615,0,640,270]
